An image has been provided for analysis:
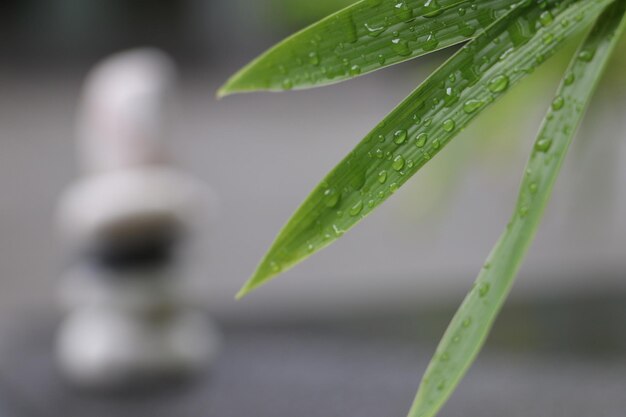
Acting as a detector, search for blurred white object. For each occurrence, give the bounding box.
[55,48,219,390]
[76,48,175,173]
[57,309,218,389]
[58,166,212,251]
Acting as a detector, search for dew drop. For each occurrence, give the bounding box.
[442,119,456,132]
[422,32,439,52]
[308,51,320,66]
[542,33,554,45]
[488,75,509,93]
[394,129,408,144]
[463,99,483,114]
[535,138,552,152]
[578,50,594,62]
[415,132,428,148]
[282,79,294,90]
[391,37,411,56]
[551,96,565,111]
[349,64,362,76]
[393,1,414,21]
[423,0,443,18]
[364,22,386,37]
[519,205,529,218]
[478,282,491,298]
[459,22,476,37]
[331,224,344,237]
[539,10,554,27]
[392,155,406,171]
[323,188,341,208]
[350,200,364,216]
[269,261,281,273]
[443,86,460,107]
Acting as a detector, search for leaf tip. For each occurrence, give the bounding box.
[215,86,229,100]
[216,75,242,98]
[234,286,250,300]
[235,264,268,300]
[216,73,242,99]
[218,64,258,98]
[217,79,256,98]
[235,275,264,300]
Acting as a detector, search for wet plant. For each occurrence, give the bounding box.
[219,1,626,416]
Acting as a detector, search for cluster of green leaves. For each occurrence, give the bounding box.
[220,0,626,416]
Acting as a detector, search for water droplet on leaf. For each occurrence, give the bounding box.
[478,282,491,297]
[350,200,364,216]
[488,75,509,93]
[324,188,341,208]
[392,155,406,171]
[394,130,408,144]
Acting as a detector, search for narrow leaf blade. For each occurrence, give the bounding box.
[238,0,615,298]
[219,0,520,96]
[409,2,626,416]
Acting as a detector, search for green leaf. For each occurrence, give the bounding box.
[237,0,616,299]
[409,2,626,417]
[218,0,520,96]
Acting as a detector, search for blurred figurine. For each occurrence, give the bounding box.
[55,49,220,390]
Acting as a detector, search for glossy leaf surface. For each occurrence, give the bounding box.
[409,2,626,416]
[238,0,615,298]
[219,0,521,96]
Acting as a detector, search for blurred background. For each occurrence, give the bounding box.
[1,1,626,416]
